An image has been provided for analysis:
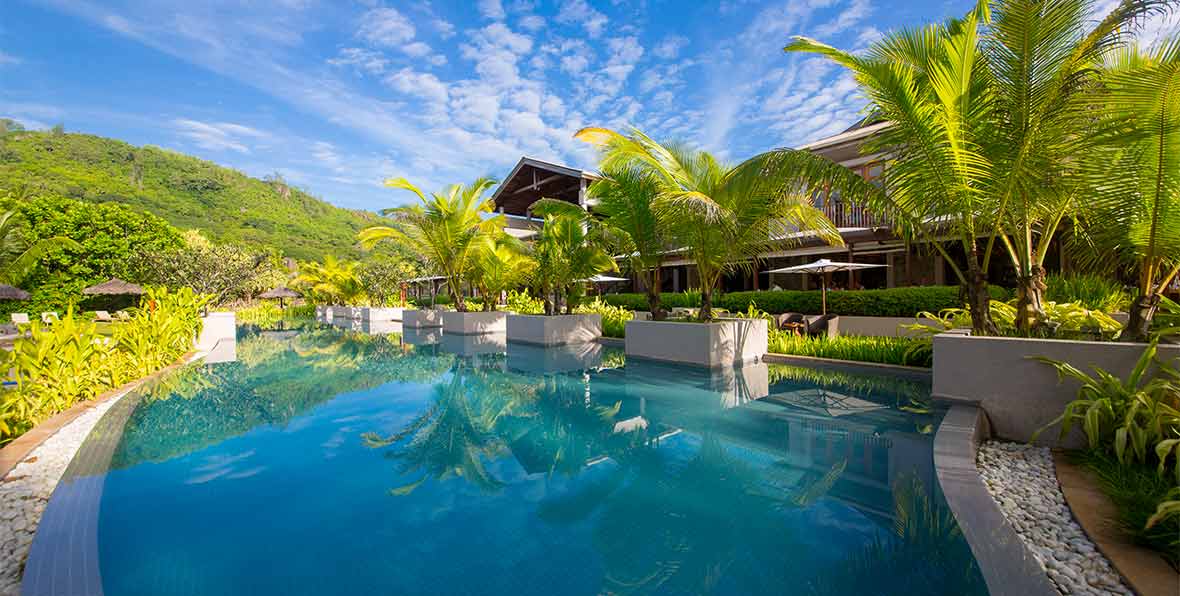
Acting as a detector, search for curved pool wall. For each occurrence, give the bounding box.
[23,322,988,596]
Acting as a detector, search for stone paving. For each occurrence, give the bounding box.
[977,441,1132,596]
[0,395,123,596]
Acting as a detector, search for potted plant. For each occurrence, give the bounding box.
[505,211,616,346]
[575,127,842,366]
[359,176,507,333]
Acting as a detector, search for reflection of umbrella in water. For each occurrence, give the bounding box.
[0,284,30,301]
[83,278,145,296]
[259,286,299,309]
[765,259,886,314]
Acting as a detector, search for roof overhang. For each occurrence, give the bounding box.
[491,156,598,217]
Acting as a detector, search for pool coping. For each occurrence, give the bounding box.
[933,404,1059,596]
[1053,451,1180,596]
[762,352,931,378]
[0,352,198,480]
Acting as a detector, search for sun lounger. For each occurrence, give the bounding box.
[11,313,29,326]
[41,312,59,324]
[93,310,113,322]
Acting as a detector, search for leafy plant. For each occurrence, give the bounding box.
[1035,341,1180,479]
[767,332,932,367]
[0,208,80,285]
[573,298,633,338]
[294,256,368,306]
[528,210,616,315]
[909,299,1123,340]
[470,235,534,312]
[504,290,544,315]
[1044,273,1132,312]
[0,287,210,444]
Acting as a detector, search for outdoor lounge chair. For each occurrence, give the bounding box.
[41,312,59,324]
[776,312,806,334]
[93,310,113,322]
[805,314,838,337]
[115,310,131,321]
[11,313,29,326]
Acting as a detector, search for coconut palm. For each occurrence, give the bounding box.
[0,210,79,285]
[772,0,1169,334]
[1075,36,1180,341]
[295,256,367,305]
[527,211,618,315]
[470,234,535,311]
[359,177,502,312]
[575,128,842,321]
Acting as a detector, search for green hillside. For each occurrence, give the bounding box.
[0,130,388,260]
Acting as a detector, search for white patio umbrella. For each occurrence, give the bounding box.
[765,258,887,314]
[583,274,629,283]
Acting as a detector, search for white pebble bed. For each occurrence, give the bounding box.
[977,441,1131,596]
[0,395,123,596]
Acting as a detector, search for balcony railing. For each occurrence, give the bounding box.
[822,200,890,228]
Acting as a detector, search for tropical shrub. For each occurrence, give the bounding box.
[1044,274,1131,313]
[1037,343,1180,561]
[913,299,1123,340]
[526,209,616,315]
[236,302,315,327]
[767,332,932,367]
[133,229,284,306]
[295,256,368,305]
[573,298,633,338]
[600,291,703,311]
[504,290,544,315]
[720,286,1009,318]
[0,287,210,444]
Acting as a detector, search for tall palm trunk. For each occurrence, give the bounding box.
[1014,265,1048,332]
[646,266,665,321]
[1122,293,1160,343]
[964,248,998,335]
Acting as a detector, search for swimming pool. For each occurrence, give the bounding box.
[23,322,987,595]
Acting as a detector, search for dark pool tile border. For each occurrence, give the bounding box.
[1053,452,1179,596]
[596,336,624,347]
[0,353,196,480]
[934,404,1059,596]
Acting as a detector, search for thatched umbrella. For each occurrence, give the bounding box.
[83,278,146,296]
[0,284,30,301]
[259,286,299,309]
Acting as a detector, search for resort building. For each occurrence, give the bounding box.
[491,122,962,294]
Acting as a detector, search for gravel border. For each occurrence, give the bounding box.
[977,441,1132,596]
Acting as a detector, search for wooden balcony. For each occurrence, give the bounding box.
[822,200,890,229]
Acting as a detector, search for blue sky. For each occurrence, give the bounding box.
[2,1,1176,212]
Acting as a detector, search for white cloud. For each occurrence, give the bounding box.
[327,47,388,74]
[814,0,873,38]
[433,18,456,39]
[556,0,608,38]
[518,15,545,32]
[478,0,506,20]
[652,35,688,59]
[0,52,20,66]
[173,119,269,153]
[356,7,415,47]
[384,68,450,106]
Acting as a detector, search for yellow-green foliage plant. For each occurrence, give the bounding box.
[0,287,210,444]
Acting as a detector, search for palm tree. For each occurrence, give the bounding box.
[295,256,367,305]
[774,0,1168,334]
[1076,36,1180,341]
[527,210,618,315]
[575,128,842,321]
[470,234,535,311]
[580,164,670,319]
[0,210,79,285]
[359,177,502,312]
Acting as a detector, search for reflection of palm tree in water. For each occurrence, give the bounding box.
[362,364,525,494]
[538,434,848,596]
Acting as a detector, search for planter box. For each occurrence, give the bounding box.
[507,341,603,374]
[442,311,506,335]
[197,312,237,363]
[835,316,940,337]
[506,314,601,346]
[403,309,444,329]
[362,307,405,322]
[362,320,402,335]
[622,359,770,409]
[330,305,361,319]
[932,334,1180,448]
[625,319,767,368]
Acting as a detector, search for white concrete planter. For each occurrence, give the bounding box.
[932,334,1180,448]
[625,319,767,368]
[403,309,444,328]
[441,331,506,357]
[330,305,362,319]
[836,315,941,337]
[506,314,601,346]
[362,320,402,335]
[442,311,507,335]
[622,359,770,409]
[362,307,405,322]
[507,341,603,374]
[403,327,442,346]
[197,312,237,363]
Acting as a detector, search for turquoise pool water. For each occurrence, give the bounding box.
[24,322,987,595]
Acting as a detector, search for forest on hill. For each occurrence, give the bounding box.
[0,128,389,260]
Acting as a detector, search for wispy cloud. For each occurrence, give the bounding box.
[173,119,269,153]
[0,52,20,66]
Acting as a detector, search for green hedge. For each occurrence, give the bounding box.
[601,292,701,311]
[604,286,1009,317]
